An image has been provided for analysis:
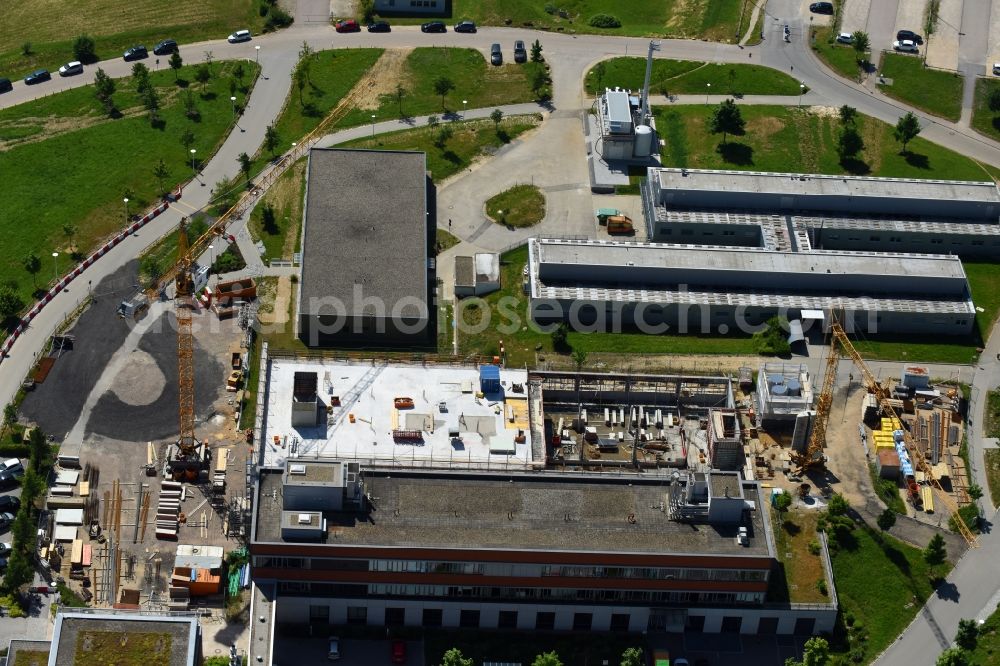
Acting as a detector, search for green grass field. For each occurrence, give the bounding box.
[485,184,545,227]
[0,0,263,78]
[878,53,964,121]
[985,449,1000,511]
[812,27,864,81]
[340,115,540,182]
[248,157,306,263]
[971,77,1000,143]
[653,104,998,180]
[336,48,541,128]
[770,509,829,604]
[966,599,1000,664]
[585,58,804,96]
[0,61,256,305]
[373,0,754,42]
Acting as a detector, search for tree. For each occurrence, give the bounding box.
[827,493,849,517]
[988,87,1000,113]
[925,533,948,568]
[183,89,199,120]
[572,348,588,370]
[142,85,160,122]
[529,66,548,95]
[753,316,790,355]
[490,108,504,130]
[877,508,897,531]
[264,124,280,157]
[552,322,569,350]
[394,84,407,117]
[237,152,253,185]
[434,125,454,149]
[73,34,96,63]
[131,62,151,93]
[93,68,117,115]
[203,50,214,72]
[837,124,865,160]
[27,426,49,473]
[851,31,870,66]
[532,652,563,666]
[967,484,983,501]
[153,159,170,195]
[22,253,41,289]
[169,51,183,81]
[62,223,78,253]
[294,67,307,107]
[801,637,830,666]
[440,648,473,666]
[530,39,544,63]
[428,115,439,128]
[709,98,745,146]
[298,41,314,84]
[180,129,196,153]
[195,64,211,89]
[233,61,246,88]
[838,105,858,125]
[894,111,922,152]
[936,648,970,666]
[433,76,455,110]
[0,286,24,320]
[955,618,979,650]
[774,490,792,514]
[3,404,15,427]
[21,41,31,56]
[2,548,33,594]
[620,648,643,666]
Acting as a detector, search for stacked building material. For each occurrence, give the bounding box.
[155,480,183,540]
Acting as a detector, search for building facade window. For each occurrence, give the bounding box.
[536,612,556,630]
[346,606,367,625]
[460,610,480,628]
[422,608,443,627]
[610,613,631,632]
[385,607,405,627]
[309,605,330,622]
[721,616,742,633]
[498,610,518,629]
[573,613,593,631]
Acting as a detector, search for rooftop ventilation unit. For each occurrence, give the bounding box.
[298,513,312,524]
[289,464,307,475]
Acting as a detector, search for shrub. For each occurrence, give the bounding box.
[73,35,97,63]
[816,579,828,595]
[588,13,621,28]
[264,5,294,31]
[807,539,821,555]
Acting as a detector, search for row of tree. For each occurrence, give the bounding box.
[2,427,54,600]
[440,646,644,666]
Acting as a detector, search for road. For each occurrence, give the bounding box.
[2,3,1000,661]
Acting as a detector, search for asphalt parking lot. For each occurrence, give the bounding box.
[272,637,422,666]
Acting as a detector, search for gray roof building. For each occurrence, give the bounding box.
[296,148,433,347]
[48,610,201,666]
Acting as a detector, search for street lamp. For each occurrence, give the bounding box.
[255,45,260,66]
[123,197,129,224]
[462,99,467,119]
[51,252,59,283]
[705,82,711,105]
[190,148,197,175]
[209,244,215,268]
[798,82,805,107]
[371,114,376,138]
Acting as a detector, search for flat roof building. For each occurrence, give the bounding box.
[296,148,434,347]
[46,610,202,666]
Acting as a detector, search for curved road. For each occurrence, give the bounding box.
[2,4,1000,662]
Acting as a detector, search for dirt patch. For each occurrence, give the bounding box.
[666,0,697,32]
[811,105,841,119]
[0,113,104,152]
[351,49,412,111]
[748,115,785,141]
[257,276,291,324]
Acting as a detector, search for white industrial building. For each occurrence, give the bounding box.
[454,253,501,297]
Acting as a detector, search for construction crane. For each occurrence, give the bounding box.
[146,86,364,479]
[797,321,978,547]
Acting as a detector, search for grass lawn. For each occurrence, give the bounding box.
[878,53,964,121]
[0,0,264,79]
[971,77,1000,143]
[653,104,999,180]
[985,391,1000,439]
[0,61,256,307]
[870,464,907,514]
[966,599,1000,664]
[268,48,383,155]
[340,115,540,182]
[248,158,306,263]
[829,524,944,662]
[375,0,755,42]
[12,651,50,666]
[566,331,756,355]
[585,58,804,96]
[336,48,542,129]
[985,449,1000,509]
[75,631,172,666]
[769,509,830,604]
[485,184,545,227]
[812,27,864,82]
[436,229,461,253]
[238,333,261,430]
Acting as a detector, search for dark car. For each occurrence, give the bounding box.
[454,20,477,33]
[513,40,527,63]
[0,542,11,555]
[367,21,391,33]
[896,29,923,44]
[335,19,360,33]
[421,21,446,33]
[0,77,11,93]
[0,512,14,530]
[809,2,834,14]
[0,557,7,569]
[23,69,50,85]
[0,496,20,512]
[490,43,502,66]
[123,45,148,61]
[153,39,178,56]
[0,473,17,490]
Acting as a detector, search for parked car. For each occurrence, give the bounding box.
[0,557,8,570]
[994,62,1000,76]
[367,21,391,33]
[893,39,918,53]
[153,39,178,55]
[421,21,446,33]
[809,2,834,14]
[227,29,252,43]
[454,20,477,33]
[513,39,527,63]
[24,69,50,85]
[0,496,20,512]
[0,512,14,530]
[58,61,83,76]
[327,637,340,661]
[0,77,11,93]
[836,32,854,44]
[1,459,24,479]
[0,542,11,555]
[896,29,923,44]
[390,640,406,664]
[0,473,17,490]
[335,19,360,33]
[490,43,502,66]
[123,45,148,61]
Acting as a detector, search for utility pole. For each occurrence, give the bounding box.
[639,41,661,124]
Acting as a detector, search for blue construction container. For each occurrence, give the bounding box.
[479,365,501,394]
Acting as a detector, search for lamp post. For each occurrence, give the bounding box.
[209,244,215,269]
[255,45,260,66]
[51,252,59,284]
[462,99,467,119]
[123,197,129,224]
[190,148,197,175]
[371,114,376,138]
[798,82,805,107]
[705,82,711,105]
